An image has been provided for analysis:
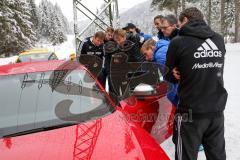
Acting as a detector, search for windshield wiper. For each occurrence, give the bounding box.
[3,123,77,138]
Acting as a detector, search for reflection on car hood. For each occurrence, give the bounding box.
[0,109,169,160]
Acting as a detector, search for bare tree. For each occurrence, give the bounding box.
[208,0,212,27]
[220,0,225,36]
[182,0,186,11]
[151,0,180,17]
[174,0,180,17]
[235,0,240,42]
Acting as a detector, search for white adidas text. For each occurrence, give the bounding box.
[194,50,222,59]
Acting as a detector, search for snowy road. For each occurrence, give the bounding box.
[160,43,240,159]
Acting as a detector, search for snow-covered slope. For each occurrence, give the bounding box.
[119,0,157,34]
[76,0,171,36]
[120,0,172,34]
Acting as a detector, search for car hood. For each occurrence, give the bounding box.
[0,109,169,160]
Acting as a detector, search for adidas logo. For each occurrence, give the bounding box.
[194,38,222,59]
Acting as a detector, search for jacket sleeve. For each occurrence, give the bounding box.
[78,40,87,56]
[154,41,169,65]
[165,39,180,84]
[127,40,144,62]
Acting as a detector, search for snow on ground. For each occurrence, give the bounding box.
[36,35,76,60]
[160,43,240,160]
[0,35,76,66]
[0,56,18,65]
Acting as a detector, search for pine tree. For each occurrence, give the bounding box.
[27,0,39,37]
[151,0,180,17]
[224,0,235,41]
[0,0,36,57]
[38,0,52,38]
[54,4,69,34]
[211,0,221,33]
[234,0,240,42]
[221,0,225,36]
[182,0,186,10]
[49,6,67,45]
[27,0,38,28]
[207,0,212,27]
[38,0,68,45]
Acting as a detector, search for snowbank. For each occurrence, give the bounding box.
[0,56,18,66]
[226,43,240,53]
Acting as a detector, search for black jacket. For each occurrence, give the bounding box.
[157,30,166,40]
[157,29,179,40]
[104,40,118,74]
[166,20,228,117]
[78,37,104,60]
[169,28,179,40]
[104,39,144,74]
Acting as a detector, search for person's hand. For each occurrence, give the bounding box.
[172,67,180,80]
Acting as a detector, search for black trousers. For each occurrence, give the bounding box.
[173,113,226,160]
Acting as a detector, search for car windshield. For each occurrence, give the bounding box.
[19,52,56,62]
[0,69,115,138]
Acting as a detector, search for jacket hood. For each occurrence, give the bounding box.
[179,20,215,39]
[169,28,179,40]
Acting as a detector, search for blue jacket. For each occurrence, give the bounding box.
[153,40,179,106]
[140,32,152,41]
[153,40,169,65]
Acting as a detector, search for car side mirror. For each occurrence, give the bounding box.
[132,83,156,97]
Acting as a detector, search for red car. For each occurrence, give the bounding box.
[0,60,175,160]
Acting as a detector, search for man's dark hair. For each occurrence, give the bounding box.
[162,14,178,25]
[94,31,105,40]
[179,7,204,22]
[154,15,164,21]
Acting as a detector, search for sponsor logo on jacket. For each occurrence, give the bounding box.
[194,38,222,59]
[194,50,222,58]
[192,38,223,69]
[192,62,223,69]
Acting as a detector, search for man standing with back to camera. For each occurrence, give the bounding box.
[165,7,228,160]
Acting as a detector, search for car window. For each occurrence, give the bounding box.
[0,69,114,137]
[19,52,53,62]
[48,53,58,60]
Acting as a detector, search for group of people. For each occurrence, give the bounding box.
[78,7,228,160]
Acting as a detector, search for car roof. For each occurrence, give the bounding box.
[0,60,85,76]
[19,48,53,55]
